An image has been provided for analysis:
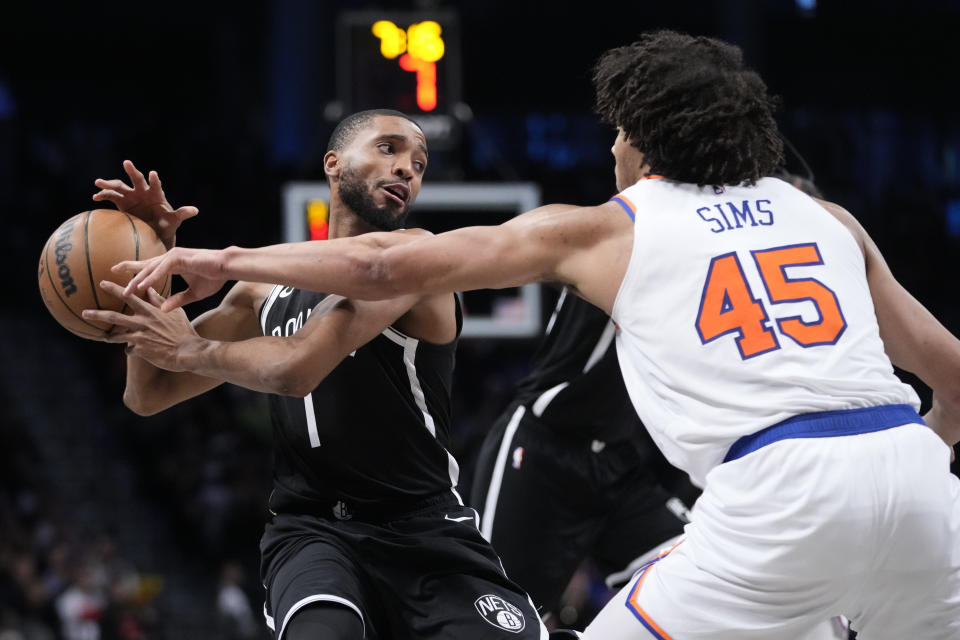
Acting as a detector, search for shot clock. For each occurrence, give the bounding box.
[335,10,462,151]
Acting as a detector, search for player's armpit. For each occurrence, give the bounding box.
[548,200,635,314]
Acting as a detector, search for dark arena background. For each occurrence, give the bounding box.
[1,1,958,638]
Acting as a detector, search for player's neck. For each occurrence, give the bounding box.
[327,209,379,239]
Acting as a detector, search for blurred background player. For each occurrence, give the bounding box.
[469,284,697,631]
[85,110,548,640]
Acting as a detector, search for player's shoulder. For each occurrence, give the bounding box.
[574,200,637,247]
[813,197,853,220]
[812,197,868,250]
[523,201,633,243]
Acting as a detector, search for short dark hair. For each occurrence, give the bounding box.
[592,30,784,186]
[326,109,422,153]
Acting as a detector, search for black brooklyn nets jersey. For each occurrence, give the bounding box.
[259,285,463,516]
[513,286,643,443]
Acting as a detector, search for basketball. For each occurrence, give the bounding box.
[37,209,171,340]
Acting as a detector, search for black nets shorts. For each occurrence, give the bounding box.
[260,499,547,639]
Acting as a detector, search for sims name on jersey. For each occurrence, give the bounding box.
[696,199,774,233]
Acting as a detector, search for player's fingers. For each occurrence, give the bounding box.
[101,328,138,345]
[98,280,155,312]
[136,264,171,293]
[105,323,133,338]
[112,259,145,277]
[115,261,159,295]
[174,205,199,221]
[93,178,133,193]
[146,287,166,306]
[82,308,138,328]
[124,160,148,190]
[96,279,127,297]
[160,289,196,312]
[92,189,124,203]
[148,170,165,195]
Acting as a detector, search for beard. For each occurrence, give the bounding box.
[338,166,411,231]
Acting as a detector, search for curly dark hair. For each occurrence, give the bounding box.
[592,30,784,186]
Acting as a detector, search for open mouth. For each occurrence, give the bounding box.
[381,183,409,205]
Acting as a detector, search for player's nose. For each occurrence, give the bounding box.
[393,156,414,180]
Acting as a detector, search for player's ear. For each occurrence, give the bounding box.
[323,151,340,181]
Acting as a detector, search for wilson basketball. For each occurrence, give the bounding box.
[37,209,171,340]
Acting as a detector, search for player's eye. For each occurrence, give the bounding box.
[377,142,393,154]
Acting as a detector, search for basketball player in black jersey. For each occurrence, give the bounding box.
[470,288,697,631]
[84,110,548,640]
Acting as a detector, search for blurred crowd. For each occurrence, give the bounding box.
[1,311,620,638]
[0,402,160,640]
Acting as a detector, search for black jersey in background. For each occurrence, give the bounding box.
[258,285,463,518]
[514,286,642,444]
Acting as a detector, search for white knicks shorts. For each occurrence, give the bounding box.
[582,421,960,639]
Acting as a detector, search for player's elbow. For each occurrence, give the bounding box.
[122,386,165,416]
[258,356,324,398]
[939,379,960,420]
[350,247,407,300]
[267,374,317,399]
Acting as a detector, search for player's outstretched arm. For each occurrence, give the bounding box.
[93,160,198,250]
[88,280,437,402]
[820,199,960,448]
[116,202,633,314]
[112,228,438,310]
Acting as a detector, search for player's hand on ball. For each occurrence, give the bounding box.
[82,281,201,371]
[114,247,228,311]
[93,160,198,249]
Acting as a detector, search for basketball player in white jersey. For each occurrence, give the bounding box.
[115,31,960,638]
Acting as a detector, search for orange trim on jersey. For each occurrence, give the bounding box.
[611,194,636,214]
[611,176,662,221]
[625,540,683,640]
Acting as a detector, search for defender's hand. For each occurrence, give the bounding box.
[113,247,229,311]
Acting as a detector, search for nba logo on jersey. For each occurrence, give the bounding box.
[511,446,524,469]
[474,594,525,633]
[332,500,353,520]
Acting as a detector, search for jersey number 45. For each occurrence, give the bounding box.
[695,242,847,359]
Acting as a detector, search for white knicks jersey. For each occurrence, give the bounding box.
[610,176,920,488]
